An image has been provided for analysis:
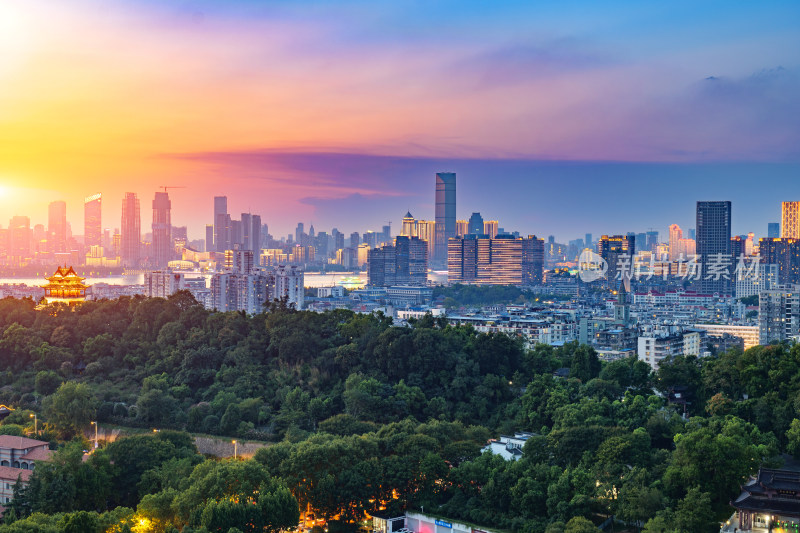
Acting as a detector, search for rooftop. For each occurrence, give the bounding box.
[0,436,49,450]
[0,467,32,483]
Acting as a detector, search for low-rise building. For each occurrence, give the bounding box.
[0,466,32,505]
[0,436,52,470]
[693,323,759,350]
[637,326,704,370]
[481,432,536,461]
[730,468,800,530]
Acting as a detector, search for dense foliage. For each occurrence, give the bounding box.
[0,294,798,532]
[432,284,569,308]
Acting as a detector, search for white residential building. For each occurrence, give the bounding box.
[481,432,536,461]
[693,324,760,350]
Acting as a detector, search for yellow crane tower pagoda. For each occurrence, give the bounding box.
[40,266,90,307]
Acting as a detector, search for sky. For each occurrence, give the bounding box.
[0,0,798,242]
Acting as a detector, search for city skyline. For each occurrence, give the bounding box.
[2,166,798,247]
[1,0,799,240]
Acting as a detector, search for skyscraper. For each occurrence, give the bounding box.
[121,192,141,267]
[782,202,800,239]
[241,213,253,251]
[646,231,659,252]
[84,194,102,248]
[696,201,732,295]
[434,172,456,263]
[768,222,780,239]
[48,200,67,253]
[214,196,229,252]
[401,212,416,237]
[448,235,543,285]
[251,214,262,253]
[152,192,172,267]
[668,224,683,261]
[8,216,31,266]
[598,235,635,288]
[468,212,484,235]
[205,225,214,252]
[759,286,800,345]
[483,220,499,239]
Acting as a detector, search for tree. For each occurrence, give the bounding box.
[568,345,601,383]
[59,510,101,533]
[664,417,776,513]
[672,487,716,532]
[616,481,663,530]
[21,443,112,514]
[787,418,800,459]
[34,371,62,397]
[42,382,96,439]
[564,517,600,532]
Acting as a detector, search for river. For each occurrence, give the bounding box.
[0,271,448,289]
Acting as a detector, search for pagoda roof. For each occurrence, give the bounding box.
[731,468,800,516]
[45,266,86,283]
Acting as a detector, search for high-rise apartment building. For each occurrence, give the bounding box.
[483,220,499,239]
[402,212,416,238]
[84,194,102,248]
[696,201,732,295]
[213,196,229,252]
[151,192,171,267]
[456,220,469,237]
[646,231,659,253]
[759,285,800,345]
[121,193,141,267]
[448,235,543,285]
[735,261,778,299]
[668,224,682,260]
[48,201,67,253]
[205,225,214,253]
[759,238,800,285]
[768,222,780,239]
[368,236,428,287]
[368,246,395,287]
[272,265,305,309]
[782,202,800,239]
[434,172,456,263]
[8,216,31,266]
[598,235,635,288]
[241,213,262,253]
[224,248,255,274]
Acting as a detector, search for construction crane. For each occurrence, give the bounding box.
[159,186,186,193]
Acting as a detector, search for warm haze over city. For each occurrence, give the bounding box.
[3,2,800,533]
[2,0,799,239]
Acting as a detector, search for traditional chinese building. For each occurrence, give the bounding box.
[731,468,800,530]
[40,266,90,307]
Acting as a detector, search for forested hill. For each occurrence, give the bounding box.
[0,292,532,435]
[1,293,800,532]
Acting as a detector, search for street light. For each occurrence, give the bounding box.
[90,421,98,449]
[30,413,36,436]
[232,440,237,459]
